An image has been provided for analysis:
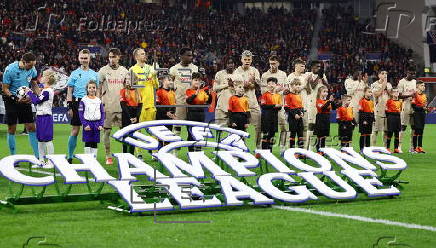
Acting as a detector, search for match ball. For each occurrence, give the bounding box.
[16,86,30,100]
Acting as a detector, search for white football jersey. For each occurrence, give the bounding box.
[36,88,54,116]
[81,96,102,121]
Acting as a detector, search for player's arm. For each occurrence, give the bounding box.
[245,70,260,89]
[411,95,424,112]
[27,90,49,105]
[1,83,12,99]
[213,73,228,92]
[336,108,343,125]
[372,82,384,98]
[205,90,212,104]
[66,86,74,103]
[345,79,357,96]
[321,100,333,111]
[397,81,413,99]
[260,74,268,94]
[30,79,39,95]
[78,101,87,126]
[119,90,133,119]
[98,103,105,127]
[2,69,13,98]
[66,72,76,102]
[29,68,39,94]
[186,90,197,104]
[320,75,330,88]
[98,69,105,98]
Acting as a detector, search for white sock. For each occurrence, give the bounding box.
[46,141,54,155]
[91,148,98,157]
[84,147,92,154]
[38,142,46,163]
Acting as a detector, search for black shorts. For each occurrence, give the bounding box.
[359,112,374,135]
[386,112,401,132]
[338,121,354,140]
[4,97,34,125]
[314,113,330,137]
[70,98,82,126]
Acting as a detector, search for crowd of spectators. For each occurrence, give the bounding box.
[1,1,416,105]
[318,5,415,89]
[1,1,314,84]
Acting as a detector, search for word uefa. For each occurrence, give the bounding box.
[0,120,407,212]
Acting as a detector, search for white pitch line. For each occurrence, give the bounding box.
[16,168,61,177]
[273,205,436,232]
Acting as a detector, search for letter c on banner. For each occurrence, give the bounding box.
[0,155,54,186]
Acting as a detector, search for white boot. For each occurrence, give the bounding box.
[43,160,54,169]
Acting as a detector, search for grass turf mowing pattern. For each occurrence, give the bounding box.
[0,124,435,247]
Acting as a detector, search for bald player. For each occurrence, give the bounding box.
[98,48,129,165]
[66,49,99,163]
[261,55,287,153]
[129,48,158,159]
[286,59,308,149]
[370,70,392,146]
[213,58,241,126]
[397,68,417,153]
[234,50,262,148]
[345,70,367,124]
[304,61,329,150]
[169,48,199,137]
[130,48,158,122]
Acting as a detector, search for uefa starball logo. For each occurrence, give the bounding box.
[0,120,408,213]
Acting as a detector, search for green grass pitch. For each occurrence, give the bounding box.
[0,123,435,247]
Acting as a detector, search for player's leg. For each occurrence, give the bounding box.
[306,108,317,151]
[385,131,393,150]
[278,110,288,154]
[250,108,261,149]
[371,116,380,146]
[174,88,187,137]
[68,125,80,162]
[289,131,296,149]
[399,107,411,153]
[301,114,308,150]
[417,129,425,153]
[137,107,157,157]
[4,97,19,154]
[297,126,304,149]
[38,142,45,163]
[17,102,39,158]
[91,142,98,157]
[103,112,113,164]
[24,122,39,159]
[214,109,228,126]
[68,100,82,162]
[412,128,418,151]
[6,123,17,155]
[268,130,275,151]
[394,131,400,151]
[365,134,371,148]
[84,142,91,154]
[103,128,112,163]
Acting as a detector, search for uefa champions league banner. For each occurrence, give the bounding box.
[0,120,407,212]
[52,107,70,124]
